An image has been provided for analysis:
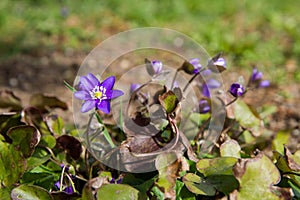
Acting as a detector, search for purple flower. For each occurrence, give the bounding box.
[207,54,226,72]
[74,74,124,113]
[189,58,202,74]
[152,60,163,74]
[251,68,263,81]
[259,80,270,87]
[199,99,210,114]
[229,83,245,97]
[54,181,74,194]
[130,83,141,94]
[60,164,69,172]
[213,57,226,68]
[109,177,123,184]
[202,79,221,98]
[250,68,270,88]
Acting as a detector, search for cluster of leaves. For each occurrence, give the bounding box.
[0,55,300,200]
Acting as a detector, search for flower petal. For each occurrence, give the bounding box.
[213,58,226,67]
[111,90,124,99]
[259,80,270,87]
[207,79,221,88]
[80,76,95,91]
[74,90,90,100]
[81,100,95,112]
[101,76,115,91]
[202,84,210,98]
[87,73,100,86]
[97,100,111,114]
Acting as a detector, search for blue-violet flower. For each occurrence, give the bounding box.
[189,58,202,74]
[250,68,270,88]
[213,57,226,68]
[199,99,210,114]
[74,73,124,113]
[130,83,141,94]
[229,83,245,97]
[202,79,221,98]
[152,60,163,74]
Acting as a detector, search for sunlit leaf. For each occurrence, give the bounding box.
[7,125,40,158]
[158,90,178,113]
[96,184,139,200]
[45,115,65,136]
[233,153,282,199]
[234,99,260,129]
[272,131,290,154]
[0,139,26,187]
[11,184,53,200]
[220,139,241,158]
[40,134,57,149]
[197,157,238,176]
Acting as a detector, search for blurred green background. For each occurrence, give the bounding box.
[0,0,299,84]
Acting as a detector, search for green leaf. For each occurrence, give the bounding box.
[0,140,26,187]
[81,184,94,200]
[0,90,22,111]
[0,187,12,199]
[220,139,241,158]
[205,175,239,194]
[272,131,290,154]
[159,90,179,113]
[193,157,239,195]
[182,173,216,196]
[151,186,164,200]
[27,147,51,170]
[234,99,260,129]
[7,125,40,158]
[21,172,57,190]
[64,80,76,92]
[40,134,57,149]
[11,184,53,200]
[233,153,282,200]
[196,157,238,176]
[96,184,139,200]
[289,178,300,199]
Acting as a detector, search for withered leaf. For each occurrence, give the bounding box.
[155,153,186,200]
[0,90,22,111]
[285,146,300,172]
[30,93,68,113]
[56,135,82,160]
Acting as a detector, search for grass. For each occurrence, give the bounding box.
[0,0,299,83]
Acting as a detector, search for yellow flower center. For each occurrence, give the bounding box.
[94,91,102,99]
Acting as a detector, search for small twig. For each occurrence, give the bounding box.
[183,73,199,92]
